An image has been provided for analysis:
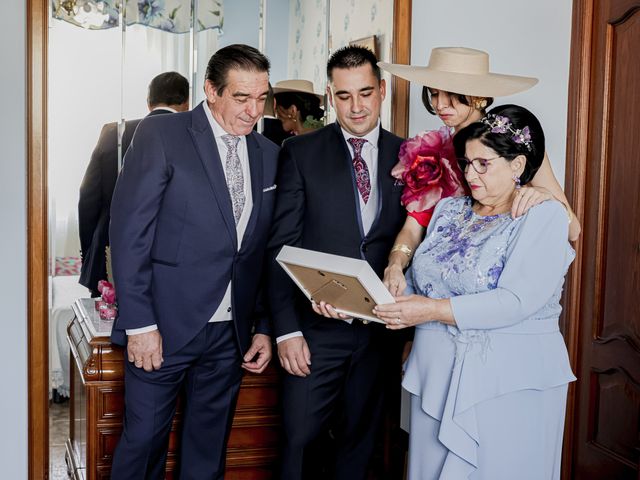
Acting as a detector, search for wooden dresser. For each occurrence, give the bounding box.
[65,298,281,479]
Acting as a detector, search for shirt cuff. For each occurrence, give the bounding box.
[126,324,159,335]
[276,331,303,344]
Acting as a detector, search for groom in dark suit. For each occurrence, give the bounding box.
[78,71,190,296]
[109,45,278,479]
[267,46,406,480]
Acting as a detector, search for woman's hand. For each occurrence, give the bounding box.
[511,186,554,218]
[373,295,433,329]
[383,263,407,297]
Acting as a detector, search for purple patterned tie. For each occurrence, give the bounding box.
[348,137,370,203]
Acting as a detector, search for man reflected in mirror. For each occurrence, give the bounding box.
[78,71,190,296]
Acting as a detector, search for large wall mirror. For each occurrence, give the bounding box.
[29,0,410,477]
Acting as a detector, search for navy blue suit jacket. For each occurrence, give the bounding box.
[266,122,406,338]
[110,102,279,355]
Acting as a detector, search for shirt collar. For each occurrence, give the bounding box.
[202,101,240,139]
[340,118,381,149]
[151,106,178,114]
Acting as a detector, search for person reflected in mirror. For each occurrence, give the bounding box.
[109,45,278,480]
[273,79,325,137]
[374,105,576,480]
[78,71,189,296]
[266,46,407,480]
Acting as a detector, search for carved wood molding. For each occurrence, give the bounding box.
[27,0,48,478]
[391,0,412,138]
[562,0,594,478]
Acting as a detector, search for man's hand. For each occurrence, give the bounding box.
[277,336,311,377]
[242,333,272,374]
[127,330,163,372]
[311,300,352,321]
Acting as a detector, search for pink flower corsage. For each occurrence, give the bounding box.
[391,127,469,227]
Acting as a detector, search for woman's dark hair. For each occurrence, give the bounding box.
[421,86,494,115]
[274,91,324,121]
[205,44,270,95]
[453,104,545,185]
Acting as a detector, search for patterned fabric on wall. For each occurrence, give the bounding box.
[286,0,393,129]
[52,0,223,33]
[287,0,327,93]
[330,0,393,129]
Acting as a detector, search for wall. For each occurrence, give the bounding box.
[0,0,28,476]
[408,0,573,184]
[218,0,260,49]
[265,0,290,83]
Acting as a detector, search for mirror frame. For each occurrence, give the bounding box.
[26,0,411,476]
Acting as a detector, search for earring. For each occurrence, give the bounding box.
[473,97,488,110]
[513,174,521,189]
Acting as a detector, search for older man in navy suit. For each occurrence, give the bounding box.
[267,46,406,479]
[109,44,279,480]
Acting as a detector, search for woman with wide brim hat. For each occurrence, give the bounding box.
[271,79,325,136]
[379,47,580,296]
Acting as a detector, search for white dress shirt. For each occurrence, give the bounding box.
[126,102,253,335]
[276,120,381,344]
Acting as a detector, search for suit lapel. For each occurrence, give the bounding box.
[367,126,393,236]
[188,104,238,247]
[240,132,264,250]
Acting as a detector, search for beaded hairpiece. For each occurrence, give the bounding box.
[481,114,532,151]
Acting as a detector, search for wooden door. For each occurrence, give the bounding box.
[563,1,640,478]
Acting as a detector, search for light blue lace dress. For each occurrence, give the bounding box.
[403,196,576,480]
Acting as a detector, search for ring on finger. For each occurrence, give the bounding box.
[395,317,401,325]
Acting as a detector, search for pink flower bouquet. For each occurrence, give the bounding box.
[392,127,469,226]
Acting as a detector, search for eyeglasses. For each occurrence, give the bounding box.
[457,156,501,174]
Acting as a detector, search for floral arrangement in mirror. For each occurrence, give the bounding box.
[95,279,117,320]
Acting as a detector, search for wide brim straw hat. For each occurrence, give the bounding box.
[378,47,538,97]
[272,79,325,104]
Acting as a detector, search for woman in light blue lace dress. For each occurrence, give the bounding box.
[374,105,576,479]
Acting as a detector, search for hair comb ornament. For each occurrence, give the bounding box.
[481,114,532,151]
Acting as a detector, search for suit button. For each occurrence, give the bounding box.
[227,307,231,313]
[362,245,368,252]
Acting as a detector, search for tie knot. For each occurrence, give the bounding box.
[222,134,240,152]
[348,137,367,156]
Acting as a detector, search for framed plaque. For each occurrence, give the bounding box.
[276,245,395,323]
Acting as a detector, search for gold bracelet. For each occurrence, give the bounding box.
[390,243,413,259]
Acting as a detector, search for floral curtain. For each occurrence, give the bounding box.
[52,0,223,33]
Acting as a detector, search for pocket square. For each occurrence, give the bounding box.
[263,184,277,192]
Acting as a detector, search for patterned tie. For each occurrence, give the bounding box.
[221,134,245,223]
[348,137,370,203]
